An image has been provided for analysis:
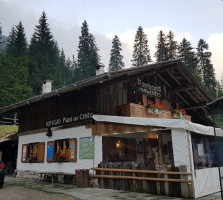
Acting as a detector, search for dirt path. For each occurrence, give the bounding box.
[0,185,79,200]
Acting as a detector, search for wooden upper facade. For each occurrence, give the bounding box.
[0,60,214,133]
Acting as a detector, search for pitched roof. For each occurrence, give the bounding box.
[0,59,213,124]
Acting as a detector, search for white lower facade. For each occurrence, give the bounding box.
[17,125,102,174]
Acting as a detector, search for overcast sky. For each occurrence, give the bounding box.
[0,0,223,80]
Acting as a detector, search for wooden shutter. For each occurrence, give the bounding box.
[38,142,45,163]
[47,141,55,162]
[69,138,77,162]
[21,144,28,163]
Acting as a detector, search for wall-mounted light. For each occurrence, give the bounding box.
[46,127,52,137]
[116,140,121,148]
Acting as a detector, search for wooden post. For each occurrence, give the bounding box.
[99,163,104,188]
[157,131,164,195]
[180,165,193,198]
[163,166,169,196]
[132,162,137,192]
[108,162,113,189]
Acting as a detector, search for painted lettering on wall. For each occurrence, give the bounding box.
[45,112,93,128]
[136,78,161,98]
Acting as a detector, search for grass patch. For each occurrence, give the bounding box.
[0,125,18,139]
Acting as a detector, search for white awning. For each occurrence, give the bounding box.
[93,115,223,137]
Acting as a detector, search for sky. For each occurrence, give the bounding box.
[0,0,223,80]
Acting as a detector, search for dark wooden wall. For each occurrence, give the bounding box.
[19,81,121,132]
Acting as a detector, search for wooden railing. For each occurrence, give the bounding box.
[91,168,192,183]
[117,103,191,121]
[91,164,194,198]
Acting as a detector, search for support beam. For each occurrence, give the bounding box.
[176,92,190,105]
[169,85,195,94]
[156,74,172,88]
[167,70,182,86]
[185,90,199,104]
[185,103,208,111]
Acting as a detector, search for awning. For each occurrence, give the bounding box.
[93,115,223,137]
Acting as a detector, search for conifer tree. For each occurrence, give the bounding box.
[77,20,100,81]
[132,26,151,67]
[197,39,217,97]
[177,38,198,73]
[59,49,72,86]
[166,31,177,60]
[218,73,223,97]
[155,30,168,62]
[29,11,62,94]
[109,35,124,71]
[0,21,32,108]
[0,22,3,49]
[6,26,16,56]
[8,21,28,58]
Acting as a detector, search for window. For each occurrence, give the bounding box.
[103,137,136,162]
[21,142,45,163]
[47,138,77,162]
[192,133,218,170]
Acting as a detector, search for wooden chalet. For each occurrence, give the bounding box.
[0,59,222,199]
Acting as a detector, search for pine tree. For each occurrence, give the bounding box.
[0,22,3,50]
[6,26,16,56]
[109,35,124,71]
[197,39,217,97]
[29,11,62,94]
[132,26,151,67]
[7,21,28,58]
[0,22,32,108]
[177,38,198,72]
[166,31,177,60]
[155,30,168,62]
[218,73,223,97]
[77,20,100,81]
[59,49,72,86]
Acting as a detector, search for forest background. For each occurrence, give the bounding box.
[0,10,222,109]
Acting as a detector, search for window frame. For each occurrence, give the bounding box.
[47,138,77,162]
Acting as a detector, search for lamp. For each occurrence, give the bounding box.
[46,127,52,136]
[116,140,121,148]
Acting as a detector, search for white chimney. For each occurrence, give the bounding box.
[42,80,52,94]
[96,64,105,76]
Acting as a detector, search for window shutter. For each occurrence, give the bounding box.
[38,142,45,163]
[47,141,55,162]
[21,144,28,163]
[69,138,77,162]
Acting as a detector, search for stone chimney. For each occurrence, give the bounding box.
[42,80,52,94]
[96,64,105,76]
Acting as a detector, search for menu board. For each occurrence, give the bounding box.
[79,137,94,159]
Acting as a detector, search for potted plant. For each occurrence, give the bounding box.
[54,153,66,162]
[173,108,186,118]
[27,154,37,163]
[147,101,164,114]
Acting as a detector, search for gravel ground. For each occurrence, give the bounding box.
[0,185,79,200]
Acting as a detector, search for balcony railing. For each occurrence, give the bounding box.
[117,103,191,121]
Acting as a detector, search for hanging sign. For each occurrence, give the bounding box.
[136,78,161,98]
[45,112,93,128]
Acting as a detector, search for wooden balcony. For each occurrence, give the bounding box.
[117,103,191,121]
